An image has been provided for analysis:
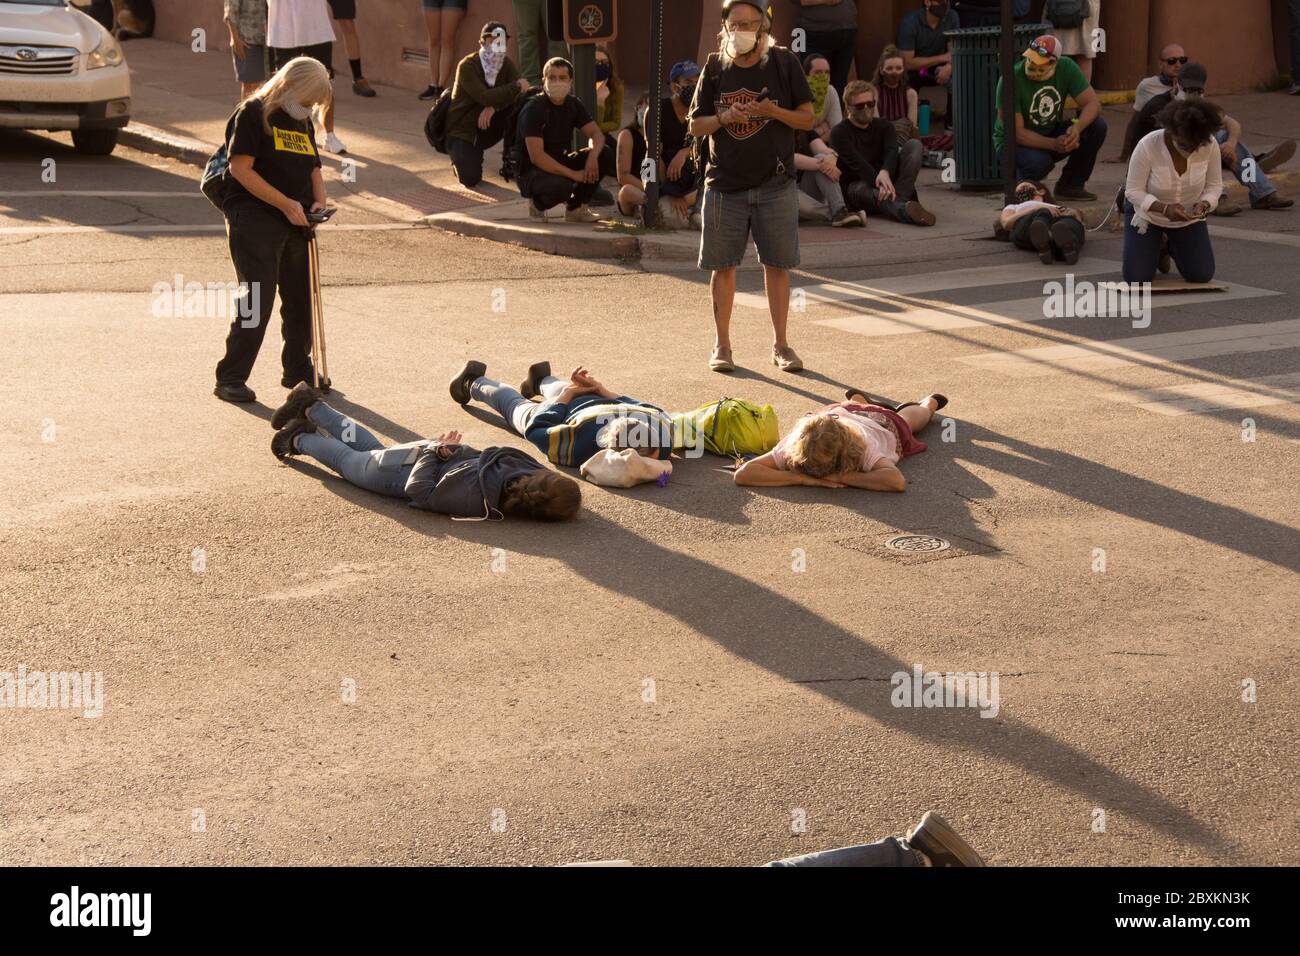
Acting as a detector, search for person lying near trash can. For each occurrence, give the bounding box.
[998,179,1086,265]
[733,388,947,491]
[268,383,582,521]
[449,361,675,468]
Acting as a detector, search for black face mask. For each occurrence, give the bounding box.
[677,83,696,106]
[927,1,949,17]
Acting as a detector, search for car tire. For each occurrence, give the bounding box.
[71,128,119,156]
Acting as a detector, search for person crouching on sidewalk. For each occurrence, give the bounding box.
[214,57,331,404]
[270,384,582,521]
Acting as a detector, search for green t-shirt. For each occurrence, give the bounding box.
[993,57,1089,150]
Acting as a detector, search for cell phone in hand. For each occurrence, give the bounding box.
[306,207,337,224]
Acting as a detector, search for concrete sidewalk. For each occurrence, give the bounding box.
[119,37,1300,265]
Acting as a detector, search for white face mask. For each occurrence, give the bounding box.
[284,101,312,121]
[726,29,759,58]
[544,78,571,103]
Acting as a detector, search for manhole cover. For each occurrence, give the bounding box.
[884,534,951,554]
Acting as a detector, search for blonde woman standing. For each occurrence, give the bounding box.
[214,57,333,404]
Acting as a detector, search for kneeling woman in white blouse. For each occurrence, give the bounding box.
[1123,98,1225,284]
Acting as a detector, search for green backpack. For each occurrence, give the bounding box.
[672,397,780,459]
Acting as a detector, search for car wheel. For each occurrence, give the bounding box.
[71,129,119,156]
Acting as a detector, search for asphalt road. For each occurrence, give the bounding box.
[1,129,1296,866]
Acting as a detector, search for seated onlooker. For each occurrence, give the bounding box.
[993,35,1107,201]
[593,45,624,141]
[1044,0,1103,84]
[616,92,651,216]
[445,21,531,189]
[804,53,844,143]
[1123,98,1224,285]
[830,81,935,225]
[874,45,921,145]
[1119,61,1294,213]
[657,60,700,213]
[450,360,674,468]
[794,130,862,227]
[515,57,612,222]
[897,0,958,127]
[998,179,1085,264]
[1135,43,1186,111]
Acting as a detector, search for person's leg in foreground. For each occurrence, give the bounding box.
[1122,202,1165,284]
[766,811,985,867]
[752,179,803,372]
[698,184,748,372]
[1164,219,1216,283]
[449,361,543,437]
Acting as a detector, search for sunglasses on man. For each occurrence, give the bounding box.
[851,98,876,110]
[1165,56,1189,65]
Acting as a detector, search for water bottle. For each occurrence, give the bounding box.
[919,102,931,137]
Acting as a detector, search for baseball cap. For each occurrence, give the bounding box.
[1023,35,1061,66]
[721,1,773,20]
[480,20,510,39]
[1178,62,1208,88]
[670,60,701,83]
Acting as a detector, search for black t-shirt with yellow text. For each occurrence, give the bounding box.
[223,98,320,216]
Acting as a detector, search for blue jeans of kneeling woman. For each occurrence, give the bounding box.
[1122,202,1215,284]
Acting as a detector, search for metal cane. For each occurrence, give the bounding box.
[307,229,330,391]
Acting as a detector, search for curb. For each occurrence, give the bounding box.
[425,209,644,259]
[119,122,212,167]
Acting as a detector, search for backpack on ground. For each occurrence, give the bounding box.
[200,112,239,211]
[672,397,780,459]
[1043,0,1091,29]
[423,87,454,154]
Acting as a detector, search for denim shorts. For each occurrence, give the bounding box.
[698,177,800,271]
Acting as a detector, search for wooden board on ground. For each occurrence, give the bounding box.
[1099,279,1229,294]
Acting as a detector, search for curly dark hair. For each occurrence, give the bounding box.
[1156,97,1225,148]
[500,471,581,521]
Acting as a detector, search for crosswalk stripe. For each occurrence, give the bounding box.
[1208,225,1300,249]
[959,320,1300,377]
[1101,372,1300,416]
[735,257,1121,311]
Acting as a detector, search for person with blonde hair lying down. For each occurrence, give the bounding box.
[733,388,947,491]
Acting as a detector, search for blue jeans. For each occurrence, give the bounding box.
[1005,117,1109,189]
[297,401,420,498]
[1214,129,1275,204]
[699,177,800,271]
[1122,202,1215,284]
[765,837,926,867]
[471,374,567,436]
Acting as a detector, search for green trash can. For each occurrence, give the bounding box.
[947,23,1048,189]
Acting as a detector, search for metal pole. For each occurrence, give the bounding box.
[1000,0,1017,204]
[644,0,664,227]
[573,43,597,148]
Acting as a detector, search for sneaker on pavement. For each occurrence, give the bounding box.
[708,346,735,373]
[563,205,601,223]
[1289,82,1300,95]
[271,381,323,430]
[1256,139,1295,173]
[772,345,803,372]
[214,382,256,403]
[1049,219,1081,265]
[906,811,985,867]
[519,361,552,399]
[904,199,936,226]
[1055,184,1097,202]
[1212,198,1244,216]
[449,360,487,405]
[1028,216,1054,264]
[418,84,441,101]
[272,417,317,461]
[324,131,347,154]
[831,207,862,227]
[857,210,869,227]
[1252,192,1295,210]
[352,78,377,97]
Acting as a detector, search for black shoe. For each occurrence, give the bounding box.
[449,359,487,405]
[1055,184,1097,202]
[843,387,902,411]
[271,417,317,461]
[271,381,323,430]
[418,84,441,101]
[500,159,519,182]
[904,199,936,226]
[896,393,948,412]
[1028,216,1053,264]
[590,186,615,207]
[214,382,256,403]
[1049,219,1080,265]
[519,361,551,400]
[906,811,985,867]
